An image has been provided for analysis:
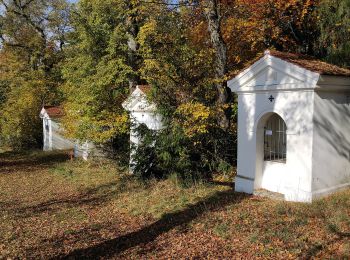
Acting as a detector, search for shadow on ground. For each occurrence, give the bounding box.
[56,185,248,259]
[8,181,120,219]
[0,150,69,174]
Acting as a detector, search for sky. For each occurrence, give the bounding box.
[0,0,181,14]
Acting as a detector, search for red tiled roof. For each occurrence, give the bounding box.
[44,106,64,118]
[267,50,350,76]
[234,50,350,77]
[137,85,152,94]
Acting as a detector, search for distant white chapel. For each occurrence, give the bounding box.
[39,106,94,160]
[40,106,75,151]
[122,85,163,172]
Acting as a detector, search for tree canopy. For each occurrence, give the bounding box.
[0,0,348,177]
[0,0,70,148]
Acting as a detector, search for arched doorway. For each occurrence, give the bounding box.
[255,112,287,193]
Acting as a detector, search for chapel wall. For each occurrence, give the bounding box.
[312,91,350,197]
[236,90,314,201]
[50,120,76,150]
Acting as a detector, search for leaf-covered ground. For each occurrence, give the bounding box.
[0,151,349,259]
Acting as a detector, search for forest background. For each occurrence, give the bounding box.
[0,0,349,180]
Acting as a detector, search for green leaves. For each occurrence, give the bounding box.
[317,0,350,67]
[0,0,72,149]
[60,0,138,144]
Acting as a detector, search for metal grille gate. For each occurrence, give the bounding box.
[264,114,287,163]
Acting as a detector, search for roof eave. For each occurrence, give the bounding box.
[228,54,270,91]
[228,54,320,93]
[316,75,350,91]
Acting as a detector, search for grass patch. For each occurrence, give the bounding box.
[213,222,230,239]
[54,208,88,222]
[1,151,350,259]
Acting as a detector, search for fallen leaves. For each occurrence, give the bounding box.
[1,151,350,259]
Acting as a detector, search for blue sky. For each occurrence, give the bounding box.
[0,0,181,13]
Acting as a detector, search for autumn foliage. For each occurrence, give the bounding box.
[0,0,349,176]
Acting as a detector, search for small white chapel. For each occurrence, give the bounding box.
[39,106,75,151]
[229,50,350,202]
[122,85,163,172]
[39,106,96,160]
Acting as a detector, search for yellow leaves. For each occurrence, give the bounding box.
[175,102,211,138]
[300,0,314,22]
[94,112,129,140]
[138,19,157,47]
[0,71,48,149]
[188,20,208,46]
[61,105,129,143]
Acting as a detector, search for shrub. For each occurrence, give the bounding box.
[131,103,237,185]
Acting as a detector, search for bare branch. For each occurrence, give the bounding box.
[10,1,47,43]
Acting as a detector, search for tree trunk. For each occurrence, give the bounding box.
[204,0,231,129]
[125,1,141,91]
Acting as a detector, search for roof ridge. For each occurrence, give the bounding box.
[265,49,350,76]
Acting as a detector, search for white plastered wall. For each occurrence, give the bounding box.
[131,111,163,132]
[48,120,75,150]
[129,111,163,167]
[122,86,164,173]
[312,90,350,198]
[40,108,100,160]
[229,53,323,202]
[236,90,315,202]
[40,108,75,151]
[43,117,51,151]
[230,53,350,202]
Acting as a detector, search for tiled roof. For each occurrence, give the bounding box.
[44,106,64,118]
[137,85,152,94]
[267,50,350,77]
[234,50,350,77]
